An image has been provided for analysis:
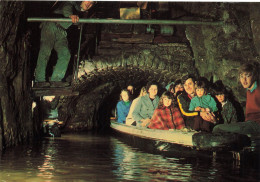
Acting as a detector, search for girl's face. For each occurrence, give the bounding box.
[175,84,184,93]
[121,91,129,102]
[240,72,254,89]
[216,94,225,103]
[163,97,172,107]
[196,88,205,97]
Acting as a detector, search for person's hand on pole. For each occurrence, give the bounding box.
[69,15,79,23]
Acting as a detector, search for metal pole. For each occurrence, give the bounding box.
[74,24,83,82]
[27,18,224,26]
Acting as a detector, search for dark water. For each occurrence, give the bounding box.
[0,133,259,182]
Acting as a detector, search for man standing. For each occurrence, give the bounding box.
[177,74,215,131]
[213,62,260,135]
[34,1,95,87]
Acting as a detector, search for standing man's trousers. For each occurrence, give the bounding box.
[35,22,71,82]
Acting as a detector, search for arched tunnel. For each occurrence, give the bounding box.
[0,1,260,150]
[57,41,196,132]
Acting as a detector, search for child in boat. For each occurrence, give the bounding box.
[189,79,218,113]
[125,86,147,126]
[148,91,185,130]
[212,83,238,124]
[188,78,217,131]
[116,89,132,124]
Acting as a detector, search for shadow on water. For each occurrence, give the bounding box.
[0,133,259,181]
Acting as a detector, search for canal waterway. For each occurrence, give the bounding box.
[0,133,259,181]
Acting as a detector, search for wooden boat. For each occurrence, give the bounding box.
[110,118,251,158]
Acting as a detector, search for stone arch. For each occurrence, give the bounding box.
[59,43,197,131]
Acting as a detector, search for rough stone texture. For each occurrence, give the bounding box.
[0,2,41,151]
[250,3,260,57]
[76,43,195,89]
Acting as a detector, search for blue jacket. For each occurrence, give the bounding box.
[189,94,218,112]
[116,101,132,123]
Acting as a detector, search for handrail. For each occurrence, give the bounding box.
[27,18,224,26]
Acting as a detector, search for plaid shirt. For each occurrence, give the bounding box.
[148,106,185,130]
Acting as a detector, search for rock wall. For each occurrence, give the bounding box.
[0,2,41,151]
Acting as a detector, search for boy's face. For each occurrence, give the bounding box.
[216,94,225,103]
[196,88,205,97]
[240,72,254,89]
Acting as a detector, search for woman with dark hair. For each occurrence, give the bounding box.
[132,81,160,127]
[148,91,185,130]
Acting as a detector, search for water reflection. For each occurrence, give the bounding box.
[0,134,259,181]
[111,138,193,181]
[37,139,56,180]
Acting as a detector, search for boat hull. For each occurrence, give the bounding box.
[110,120,251,156]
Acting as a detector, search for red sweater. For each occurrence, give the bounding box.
[246,83,260,124]
[148,106,185,130]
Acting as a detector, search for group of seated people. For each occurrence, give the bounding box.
[115,62,260,135]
